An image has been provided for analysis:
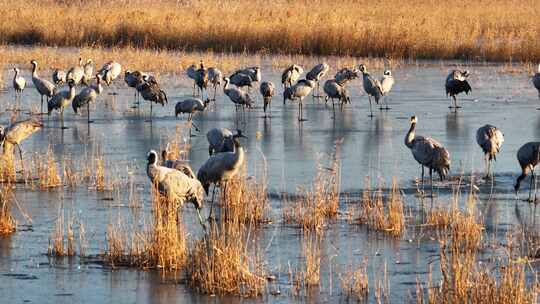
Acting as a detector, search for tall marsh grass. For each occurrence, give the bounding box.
[1,0,539,61]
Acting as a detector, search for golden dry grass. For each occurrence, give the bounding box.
[340,261,369,302]
[47,209,76,257]
[357,179,405,237]
[35,147,62,189]
[187,220,267,297]
[104,190,188,271]
[1,1,540,61]
[0,183,16,235]
[424,240,539,304]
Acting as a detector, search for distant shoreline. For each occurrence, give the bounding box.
[1,0,539,62]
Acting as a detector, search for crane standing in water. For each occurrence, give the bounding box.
[405,116,450,194]
[476,124,504,178]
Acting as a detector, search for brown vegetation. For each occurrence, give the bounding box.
[1,1,539,61]
[356,179,405,237]
[0,183,16,234]
[187,220,267,297]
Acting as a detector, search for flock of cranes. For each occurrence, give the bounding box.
[2,58,540,230]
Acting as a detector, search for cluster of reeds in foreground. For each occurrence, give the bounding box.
[2,0,540,61]
[356,178,405,237]
[0,182,15,235]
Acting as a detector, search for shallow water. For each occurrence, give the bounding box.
[1,55,540,303]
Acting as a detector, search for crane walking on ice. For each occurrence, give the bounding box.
[197,130,247,219]
[476,124,504,178]
[260,81,275,118]
[30,60,56,114]
[405,116,450,194]
[514,142,540,202]
[445,69,472,110]
[0,118,43,173]
[146,150,206,229]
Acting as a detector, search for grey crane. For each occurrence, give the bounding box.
[206,128,234,156]
[223,77,253,111]
[229,71,254,91]
[533,64,540,99]
[174,98,209,134]
[323,79,350,111]
[81,59,94,86]
[72,74,103,124]
[379,70,394,110]
[30,60,56,114]
[186,64,199,96]
[445,69,471,109]
[306,63,330,98]
[260,81,275,118]
[405,116,450,193]
[124,70,148,107]
[52,69,66,86]
[283,79,316,121]
[136,77,167,121]
[146,150,206,228]
[12,67,26,101]
[476,124,504,178]
[98,61,122,85]
[197,130,247,218]
[0,118,43,172]
[334,67,359,85]
[66,57,84,85]
[207,67,222,101]
[237,66,261,83]
[514,142,540,202]
[48,80,76,129]
[281,64,304,90]
[359,64,383,117]
[194,61,208,100]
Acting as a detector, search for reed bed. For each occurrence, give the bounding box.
[104,190,187,271]
[0,183,15,234]
[34,147,63,189]
[187,220,267,297]
[356,179,405,237]
[423,240,539,304]
[340,261,369,303]
[220,163,269,225]
[47,208,76,257]
[1,1,539,61]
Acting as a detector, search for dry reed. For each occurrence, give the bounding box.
[187,220,267,297]
[36,147,62,189]
[424,240,539,304]
[357,178,405,237]
[48,209,76,257]
[104,190,187,271]
[1,1,539,61]
[220,163,269,225]
[0,183,16,234]
[340,259,369,302]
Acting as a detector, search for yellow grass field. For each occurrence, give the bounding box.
[0,0,539,62]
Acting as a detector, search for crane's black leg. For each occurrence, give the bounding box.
[368,96,374,118]
[40,95,44,115]
[528,168,534,202]
[208,185,217,220]
[16,144,24,173]
[421,165,425,194]
[429,168,434,196]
